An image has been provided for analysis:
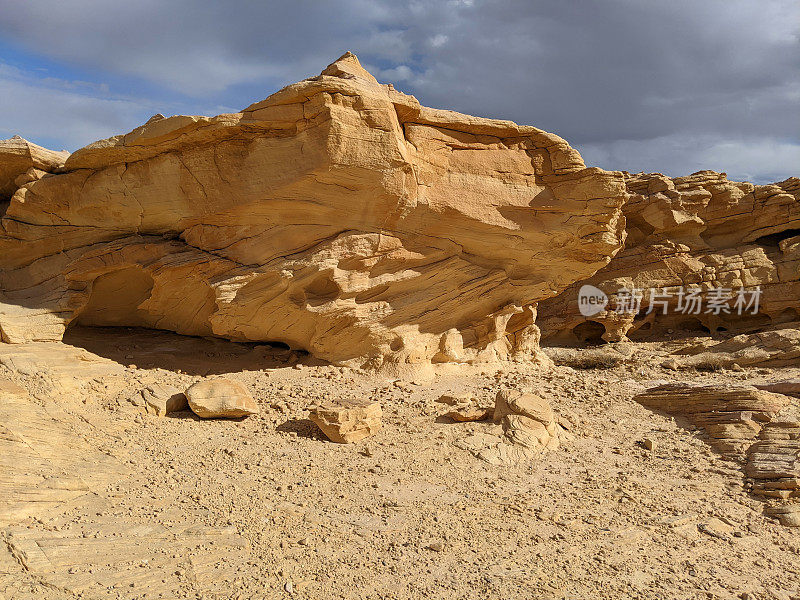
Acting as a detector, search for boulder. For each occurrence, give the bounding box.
[141,383,188,417]
[185,378,259,418]
[472,389,560,465]
[493,389,554,424]
[0,52,627,368]
[309,400,381,443]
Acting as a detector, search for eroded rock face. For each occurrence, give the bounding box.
[0,52,627,367]
[538,171,800,345]
[0,136,69,203]
[633,383,790,456]
[746,419,800,501]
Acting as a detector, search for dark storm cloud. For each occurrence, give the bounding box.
[0,0,797,182]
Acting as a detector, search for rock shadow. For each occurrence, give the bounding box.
[63,325,307,376]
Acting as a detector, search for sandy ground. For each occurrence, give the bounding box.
[1,326,799,600]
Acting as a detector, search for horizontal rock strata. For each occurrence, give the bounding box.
[538,171,800,344]
[636,382,800,526]
[633,383,791,456]
[746,419,800,500]
[0,52,627,367]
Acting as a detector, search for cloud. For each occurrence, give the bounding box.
[0,63,159,150]
[0,0,796,181]
[579,134,800,184]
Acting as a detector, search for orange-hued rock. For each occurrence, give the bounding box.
[185,378,259,418]
[0,136,68,201]
[538,171,800,344]
[0,52,627,366]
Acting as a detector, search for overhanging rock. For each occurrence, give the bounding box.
[0,52,627,367]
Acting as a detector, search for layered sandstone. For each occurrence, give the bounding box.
[0,135,69,203]
[538,171,800,344]
[633,383,791,457]
[0,52,627,367]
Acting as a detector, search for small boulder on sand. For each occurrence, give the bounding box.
[185,378,259,418]
[142,383,188,417]
[436,394,493,422]
[309,400,381,443]
[474,389,561,465]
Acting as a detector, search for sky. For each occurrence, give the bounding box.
[0,0,797,183]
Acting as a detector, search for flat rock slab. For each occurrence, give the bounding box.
[755,378,800,398]
[0,378,125,526]
[185,377,259,418]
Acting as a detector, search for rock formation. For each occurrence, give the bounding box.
[309,400,382,443]
[538,171,800,344]
[633,383,791,456]
[636,382,800,526]
[746,419,800,501]
[185,378,259,418]
[0,135,69,204]
[473,389,561,465]
[0,53,628,367]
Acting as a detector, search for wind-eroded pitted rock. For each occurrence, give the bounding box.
[473,389,560,465]
[0,52,627,367]
[539,171,800,345]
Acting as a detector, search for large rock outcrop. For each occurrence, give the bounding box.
[538,171,800,344]
[0,53,627,367]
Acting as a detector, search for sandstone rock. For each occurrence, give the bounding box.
[746,419,800,500]
[309,400,381,443]
[185,378,259,418]
[697,517,734,540]
[538,171,800,345]
[0,52,627,368]
[661,358,680,371]
[634,383,791,457]
[445,406,493,422]
[472,389,560,464]
[436,394,468,406]
[0,136,68,202]
[674,329,800,369]
[141,383,188,417]
[437,393,492,421]
[755,378,800,398]
[493,389,554,424]
[764,505,800,527]
[502,414,553,449]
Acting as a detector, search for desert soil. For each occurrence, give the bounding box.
[1,326,798,600]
